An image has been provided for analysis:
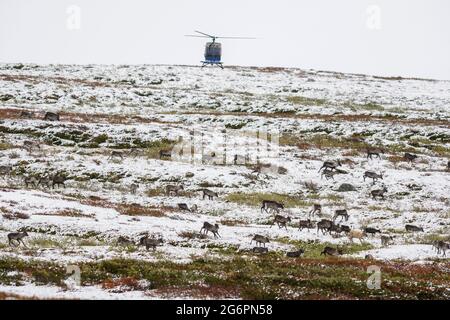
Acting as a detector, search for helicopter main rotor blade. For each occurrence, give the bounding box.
[185,35,210,38]
[194,30,215,38]
[216,36,257,40]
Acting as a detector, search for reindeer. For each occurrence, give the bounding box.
[201,189,218,200]
[405,224,424,232]
[333,209,349,223]
[7,231,29,247]
[0,165,13,178]
[23,140,40,153]
[52,174,67,188]
[159,149,172,159]
[318,160,341,172]
[363,171,383,184]
[24,176,39,188]
[366,147,383,160]
[404,152,418,163]
[447,160,450,171]
[320,246,343,256]
[348,229,366,243]
[381,235,394,247]
[433,240,449,257]
[321,168,338,180]
[317,219,333,235]
[309,204,322,217]
[286,248,305,258]
[108,150,124,160]
[139,236,163,251]
[251,234,270,247]
[371,186,387,200]
[177,203,191,212]
[200,222,220,238]
[271,215,291,230]
[252,247,269,254]
[261,200,284,214]
[117,236,134,246]
[340,225,351,234]
[364,227,381,236]
[166,185,184,196]
[298,219,315,231]
[37,175,52,189]
[44,112,60,121]
[130,183,139,194]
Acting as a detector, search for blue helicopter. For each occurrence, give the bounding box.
[185,30,255,69]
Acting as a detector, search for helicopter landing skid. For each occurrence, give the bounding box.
[201,61,224,69]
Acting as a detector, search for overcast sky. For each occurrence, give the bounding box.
[1,0,449,79]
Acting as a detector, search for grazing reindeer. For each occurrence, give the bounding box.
[318,160,341,173]
[330,224,345,236]
[366,148,383,160]
[127,148,139,158]
[38,176,52,189]
[8,231,29,247]
[52,175,67,188]
[363,171,383,184]
[309,204,322,217]
[177,203,190,212]
[340,225,351,234]
[333,209,349,222]
[261,200,284,214]
[23,140,40,153]
[404,153,418,163]
[166,185,184,196]
[44,112,60,121]
[252,247,269,254]
[298,219,315,231]
[159,149,172,159]
[271,215,291,230]
[201,189,218,200]
[348,229,366,243]
[108,151,124,160]
[24,176,39,188]
[320,246,343,256]
[251,234,270,247]
[117,236,134,246]
[371,186,387,200]
[364,227,381,236]
[433,240,449,257]
[317,219,333,235]
[200,222,220,238]
[139,236,163,251]
[405,224,424,232]
[0,165,13,178]
[321,168,338,180]
[286,248,305,258]
[381,235,394,247]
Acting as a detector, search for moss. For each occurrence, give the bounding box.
[287,96,327,106]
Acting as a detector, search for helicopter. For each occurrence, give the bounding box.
[185,30,255,69]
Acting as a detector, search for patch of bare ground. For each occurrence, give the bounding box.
[0,108,178,125]
[79,195,173,217]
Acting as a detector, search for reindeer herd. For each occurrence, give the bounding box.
[2,115,449,259]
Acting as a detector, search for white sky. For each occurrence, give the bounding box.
[1,0,449,79]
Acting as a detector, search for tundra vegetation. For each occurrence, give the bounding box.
[0,64,448,300]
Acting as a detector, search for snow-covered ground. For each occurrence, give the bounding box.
[0,63,448,299]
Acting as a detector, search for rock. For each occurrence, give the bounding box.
[337,183,357,192]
